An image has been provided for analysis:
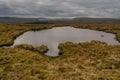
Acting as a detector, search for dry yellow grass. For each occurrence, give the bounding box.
[0,23,120,80]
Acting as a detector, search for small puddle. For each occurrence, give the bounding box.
[13,26,119,56]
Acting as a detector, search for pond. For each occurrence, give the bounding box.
[13,26,119,56]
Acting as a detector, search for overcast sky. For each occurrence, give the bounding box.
[0,0,120,18]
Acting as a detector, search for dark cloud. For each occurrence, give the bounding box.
[0,3,13,15]
[0,0,120,18]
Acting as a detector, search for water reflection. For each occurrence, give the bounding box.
[13,26,119,56]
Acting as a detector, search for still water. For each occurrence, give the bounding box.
[13,26,119,56]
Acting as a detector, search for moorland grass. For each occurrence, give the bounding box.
[0,23,120,80]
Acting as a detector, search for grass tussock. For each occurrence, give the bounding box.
[36,45,48,53]
[0,41,120,80]
[0,23,120,80]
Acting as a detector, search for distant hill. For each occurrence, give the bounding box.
[73,17,117,20]
[0,17,39,24]
[38,17,70,21]
[38,17,49,20]
[0,17,120,24]
[28,18,120,24]
[71,17,120,24]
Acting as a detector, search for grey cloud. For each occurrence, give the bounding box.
[0,0,120,18]
[0,2,13,15]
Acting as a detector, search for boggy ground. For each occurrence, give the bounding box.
[0,23,120,80]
